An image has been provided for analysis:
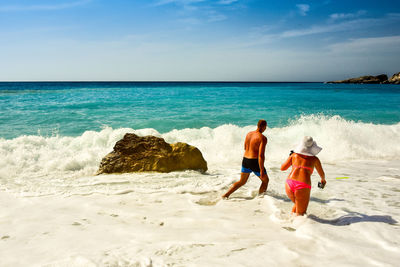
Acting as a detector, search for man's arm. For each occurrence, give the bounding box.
[258,136,267,175]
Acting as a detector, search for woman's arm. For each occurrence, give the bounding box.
[315,157,326,185]
[280,154,292,171]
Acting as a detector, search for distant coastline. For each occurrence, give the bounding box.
[327,72,400,84]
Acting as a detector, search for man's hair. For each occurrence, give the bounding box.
[257,119,267,129]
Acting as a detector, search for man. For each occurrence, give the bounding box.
[222,120,269,198]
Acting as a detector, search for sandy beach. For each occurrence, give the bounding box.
[1,159,399,266]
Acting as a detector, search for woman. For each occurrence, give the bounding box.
[281,136,326,216]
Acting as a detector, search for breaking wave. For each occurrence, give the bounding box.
[1,115,399,182]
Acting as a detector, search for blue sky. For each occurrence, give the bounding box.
[0,0,400,81]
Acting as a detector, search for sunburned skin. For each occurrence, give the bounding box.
[281,153,326,215]
[222,120,269,199]
[243,130,266,159]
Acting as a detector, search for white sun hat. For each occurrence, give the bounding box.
[294,136,322,156]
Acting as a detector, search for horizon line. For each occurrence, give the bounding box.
[0,80,325,83]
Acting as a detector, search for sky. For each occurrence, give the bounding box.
[0,0,400,81]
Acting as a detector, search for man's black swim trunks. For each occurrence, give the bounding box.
[241,157,267,177]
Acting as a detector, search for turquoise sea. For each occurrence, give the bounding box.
[1,82,399,139]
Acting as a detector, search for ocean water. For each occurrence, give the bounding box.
[1,82,399,139]
[1,82,400,266]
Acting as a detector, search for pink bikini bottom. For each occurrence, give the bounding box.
[286,179,311,193]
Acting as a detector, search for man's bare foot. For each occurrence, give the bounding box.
[257,192,266,198]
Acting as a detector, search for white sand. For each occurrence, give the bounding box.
[1,161,399,267]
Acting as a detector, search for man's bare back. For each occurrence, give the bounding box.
[244,130,267,159]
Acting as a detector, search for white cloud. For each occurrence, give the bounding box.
[250,25,275,35]
[281,14,400,38]
[328,35,400,54]
[208,14,227,22]
[229,13,400,51]
[153,0,205,7]
[296,4,310,16]
[177,17,202,25]
[0,0,92,12]
[281,20,359,38]
[330,10,367,21]
[218,0,239,4]
[207,10,227,22]
[153,0,228,24]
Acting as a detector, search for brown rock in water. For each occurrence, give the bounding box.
[389,72,400,84]
[328,74,388,84]
[96,133,208,174]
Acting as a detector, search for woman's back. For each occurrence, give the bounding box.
[288,153,318,185]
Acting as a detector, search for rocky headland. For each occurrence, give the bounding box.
[96,133,208,174]
[389,72,400,84]
[328,72,400,84]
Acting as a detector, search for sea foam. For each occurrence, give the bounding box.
[1,115,399,183]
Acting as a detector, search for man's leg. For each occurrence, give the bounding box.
[222,172,250,198]
[258,172,269,195]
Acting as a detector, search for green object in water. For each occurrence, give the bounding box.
[336,177,349,179]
